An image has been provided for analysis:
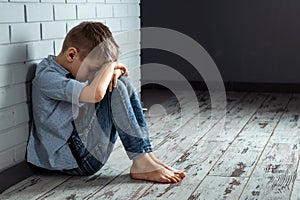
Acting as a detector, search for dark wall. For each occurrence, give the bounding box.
[141,0,300,84]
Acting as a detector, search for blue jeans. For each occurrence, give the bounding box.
[63,77,152,175]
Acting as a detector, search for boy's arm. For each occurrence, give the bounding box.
[79,62,115,103]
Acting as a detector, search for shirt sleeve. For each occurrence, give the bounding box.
[36,70,88,107]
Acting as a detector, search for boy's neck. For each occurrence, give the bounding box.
[54,54,74,75]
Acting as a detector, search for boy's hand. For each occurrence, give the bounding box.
[109,63,128,92]
[114,63,128,76]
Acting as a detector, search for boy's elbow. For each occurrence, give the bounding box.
[80,86,106,103]
[94,88,106,102]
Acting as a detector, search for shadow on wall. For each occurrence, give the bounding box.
[25,64,36,131]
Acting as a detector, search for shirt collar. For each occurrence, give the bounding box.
[48,55,70,75]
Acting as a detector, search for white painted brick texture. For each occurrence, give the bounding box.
[113,4,127,17]
[0,44,27,65]
[0,25,10,44]
[26,4,54,22]
[0,4,25,23]
[77,4,97,19]
[11,23,41,43]
[54,4,77,20]
[0,0,141,173]
[42,21,66,40]
[27,40,54,60]
[96,4,113,18]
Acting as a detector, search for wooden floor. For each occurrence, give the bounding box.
[1,91,300,200]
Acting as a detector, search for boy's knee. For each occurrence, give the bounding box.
[112,79,127,98]
[118,77,134,96]
[112,77,135,100]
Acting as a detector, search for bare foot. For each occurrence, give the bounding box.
[130,153,185,183]
[148,152,186,178]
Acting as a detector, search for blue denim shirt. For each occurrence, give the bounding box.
[26,55,88,170]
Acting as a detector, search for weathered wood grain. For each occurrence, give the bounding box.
[2,92,299,200]
[188,176,247,200]
[240,142,299,200]
[201,92,267,142]
[139,140,230,200]
[138,93,267,199]
[209,94,291,177]
[89,92,245,199]
[291,180,300,200]
[35,145,130,199]
[242,93,292,133]
[290,154,300,200]
[0,174,71,200]
[209,141,262,178]
[271,94,300,145]
[30,92,209,200]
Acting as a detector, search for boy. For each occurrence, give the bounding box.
[26,21,185,183]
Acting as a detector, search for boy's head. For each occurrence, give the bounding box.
[59,21,120,81]
[62,21,119,62]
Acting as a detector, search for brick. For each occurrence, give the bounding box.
[0,84,27,108]
[27,40,54,60]
[14,143,27,163]
[87,0,104,3]
[113,4,127,17]
[26,4,53,22]
[10,63,35,84]
[0,108,14,132]
[105,0,120,3]
[14,103,29,126]
[0,66,11,87]
[11,23,41,43]
[113,31,129,46]
[66,0,86,3]
[0,124,28,152]
[0,24,10,44]
[119,43,140,57]
[129,55,140,69]
[0,44,27,65]
[0,148,14,172]
[54,4,76,20]
[127,4,139,16]
[54,39,64,55]
[67,21,80,32]
[129,68,141,84]
[67,20,88,32]
[105,18,121,32]
[121,17,140,31]
[118,57,129,68]
[11,0,39,2]
[42,21,66,40]
[77,4,96,19]
[119,46,139,58]
[41,0,65,2]
[131,79,140,93]
[121,0,139,3]
[127,29,140,43]
[0,3,25,23]
[96,4,113,18]
[10,64,27,85]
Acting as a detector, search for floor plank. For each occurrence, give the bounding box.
[290,154,300,200]
[88,92,245,199]
[0,174,71,200]
[33,91,210,200]
[1,91,299,200]
[188,176,247,200]
[240,142,299,200]
[210,93,291,178]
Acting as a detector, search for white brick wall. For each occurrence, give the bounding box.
[0,0,141,172]
[11,23,41,43]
